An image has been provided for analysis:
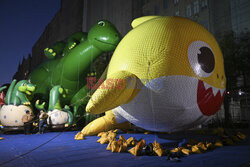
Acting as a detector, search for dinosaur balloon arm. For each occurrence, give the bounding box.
[5,79,17,105]
[0,86,7,92]
[35,100,46,110]
[86,71,140,114]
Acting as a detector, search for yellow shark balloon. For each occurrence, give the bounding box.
[79,16,226,136]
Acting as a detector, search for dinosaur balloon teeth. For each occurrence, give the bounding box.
[197,80,225,116]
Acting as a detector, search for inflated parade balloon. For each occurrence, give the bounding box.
[29,20,121,118]
[0,80,35,127]
[79,16,226,136]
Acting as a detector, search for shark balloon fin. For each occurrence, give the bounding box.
[86,71,141,114]
[80,110,131,136]
[131,16,161,28]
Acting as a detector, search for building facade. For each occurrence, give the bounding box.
[82,0,146,36]
[230,0,250,36]
[142,0,234,39]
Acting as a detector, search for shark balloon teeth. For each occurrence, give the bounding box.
[197,80,225,116]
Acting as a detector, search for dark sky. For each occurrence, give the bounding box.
[0,0,60,86]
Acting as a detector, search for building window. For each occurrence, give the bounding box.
[193,0,199,14]
[186,5,191,17]
[155,5,159,15]
[174,0,179,5]
[201,0,208,8]
[175,11,180,16]
[164,0,168,9]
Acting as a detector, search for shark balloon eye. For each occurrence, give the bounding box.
[188,41,215,78]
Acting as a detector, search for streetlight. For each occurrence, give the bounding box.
[238,89,244,95]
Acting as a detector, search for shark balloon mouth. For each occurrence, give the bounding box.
[197,80,225,116]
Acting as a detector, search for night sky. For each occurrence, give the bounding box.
[0,0,60,86]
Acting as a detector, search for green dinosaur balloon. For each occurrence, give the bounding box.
[5,79,36,106]
[0,80,36,128]
[29,20,121,118]
[35,85,73,126]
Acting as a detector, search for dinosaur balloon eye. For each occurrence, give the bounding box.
[188,41,215,78]
[98,21,105,26]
